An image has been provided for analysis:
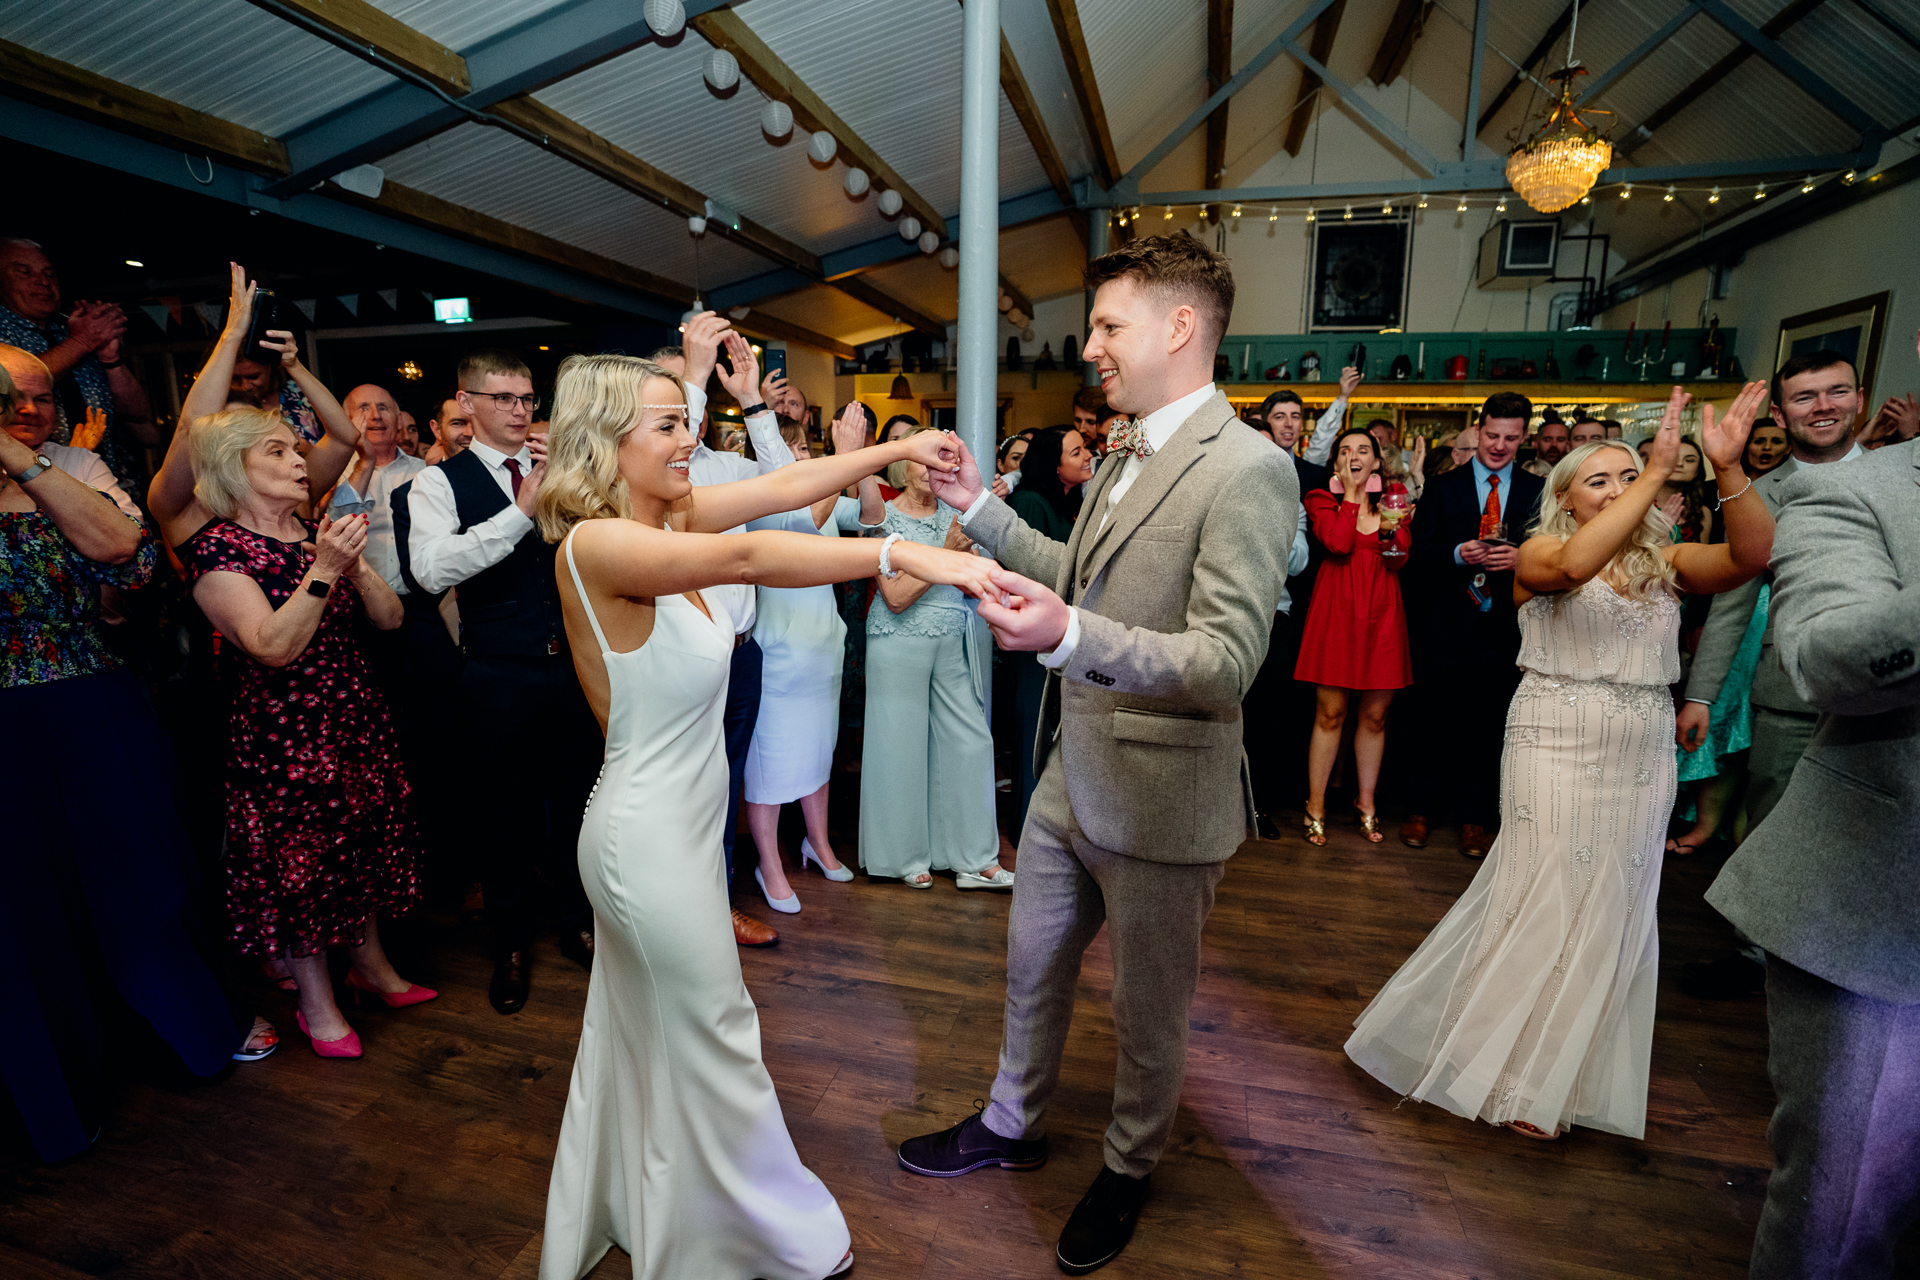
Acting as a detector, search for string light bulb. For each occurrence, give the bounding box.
[1305,205,1316,222]
[1163,205,1173,220]
[1580,192,1591,205]
[1231,204,1242,220]
[1799,175,1815,193]
[1619,183,1632,200]
[1456,196,1469,212]
[1381,199,1393,214]
[1842,169,1858,185]
[1343,204,1353,220]
[1708,186,1721,203]
[1753,183,1767,201]
[1496,195,1508,213]
[1267,206,1278,222]
[1416,193,1429,208]
[1663,184,1676,202]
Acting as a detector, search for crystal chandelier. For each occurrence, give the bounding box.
[1505,1,1611,214]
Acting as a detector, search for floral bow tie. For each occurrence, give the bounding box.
[1106,419,1154,460]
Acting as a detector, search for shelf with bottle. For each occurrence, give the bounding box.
[1217,327,1739,388]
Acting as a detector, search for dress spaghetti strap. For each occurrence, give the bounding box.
[562,526,613,657]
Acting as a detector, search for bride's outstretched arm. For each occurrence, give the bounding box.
[1517,384,1687,594]
[569,518,998,602]
[685,431,956,533]
[1667,381,1774,594]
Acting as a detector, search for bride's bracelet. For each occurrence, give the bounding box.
[877,532,905,579]
[1714,476,1755,509]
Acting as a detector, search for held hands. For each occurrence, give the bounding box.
[515,433,550,515]
[888,539,999,602]
[70,406,109,452]
[311,513,368,582]
[899,429,962,477]
[925,431,984,509]
[1698,381,1770,474]
[1676,701,1711,753]
[714,331,762,405]
[977,568,1072,652]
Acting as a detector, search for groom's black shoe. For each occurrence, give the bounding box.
[1056,1167,1150,1275]
[489,951,531,1015]
[897,1110,1047,1177]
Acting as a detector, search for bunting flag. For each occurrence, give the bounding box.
[336,293,360,316]
[193,301,223,329]
[293,298,318,322]
[160,295,183,325]
[139,303,171,332]
[421,290,434,306]
[378,288,398,311]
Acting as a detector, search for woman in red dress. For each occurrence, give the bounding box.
[1294,428,1413,845]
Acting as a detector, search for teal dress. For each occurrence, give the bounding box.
[1676,584,1769,783]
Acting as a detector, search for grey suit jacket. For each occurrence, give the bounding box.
[1684,457,1809,712]
[966,390,1297,865]
[1705,440,1920,1003]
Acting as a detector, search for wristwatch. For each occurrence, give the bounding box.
[11,453,53,483]
[306,578,334,599]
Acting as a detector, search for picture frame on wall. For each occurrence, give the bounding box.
[1775,291,1889,410]
[1310,217,1411,332]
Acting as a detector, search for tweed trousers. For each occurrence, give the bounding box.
[983,743,1226,1177]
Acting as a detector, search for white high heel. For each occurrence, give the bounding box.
[755,867,801,914]
[801,837,854,882]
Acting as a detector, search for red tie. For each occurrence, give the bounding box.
[1479,474,1502,539]
[502,457,523,499]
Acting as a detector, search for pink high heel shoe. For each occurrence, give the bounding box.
[345,970,439,1008]
[295,1010,363,1059]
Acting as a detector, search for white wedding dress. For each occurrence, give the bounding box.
[1346,577,1678,1139]
[539,530,849,1280]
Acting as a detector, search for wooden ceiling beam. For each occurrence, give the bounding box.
[1044,0,1121,188]
[1000,35,1074,206]
[691,9,949,241]
[1369,0,1433,87]
[239,0,470,96]
[998,274,1032,320]
[0,36,289,174]
[1205,0,1233,203]
[829,276,948,339]
[1283,0,1346,158]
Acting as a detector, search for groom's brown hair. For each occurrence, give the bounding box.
[1084,233,1235,354]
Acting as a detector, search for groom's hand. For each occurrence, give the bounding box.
[979,568,1071,652]
[927,431,985,511]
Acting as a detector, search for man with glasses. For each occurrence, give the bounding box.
[407,350,600,1015]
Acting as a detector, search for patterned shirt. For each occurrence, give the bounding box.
[1,506,153,686]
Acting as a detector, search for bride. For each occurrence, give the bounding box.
[1345,382,1773,1141]
[532,336,998,1280]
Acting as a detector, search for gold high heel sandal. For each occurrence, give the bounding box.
[1302,811,1328,846]
[1356,809,1384,843]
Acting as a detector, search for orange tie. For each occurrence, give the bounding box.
[1479,474,1502,540]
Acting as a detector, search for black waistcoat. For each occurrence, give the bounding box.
[439,448,565,658]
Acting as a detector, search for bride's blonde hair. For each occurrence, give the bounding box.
[1530,440,1680,601]
[535,354,685,543]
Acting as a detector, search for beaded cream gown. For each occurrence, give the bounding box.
[540,531,849,1280]
[1346,577,1679,1139]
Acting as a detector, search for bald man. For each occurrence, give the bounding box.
[335,384,425,594]
[0,344,139,520]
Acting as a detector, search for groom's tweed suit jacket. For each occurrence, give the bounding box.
[965,390,1297,865]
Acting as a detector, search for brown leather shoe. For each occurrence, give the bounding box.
[1460,824,1492,858]
[1399,814,1430,848]
[732,909,779,947]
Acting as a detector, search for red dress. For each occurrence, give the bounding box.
[1294,488,1413,690]
[179,519,420,958]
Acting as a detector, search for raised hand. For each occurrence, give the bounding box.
[828,401,868,456]
[311,513,367,582]
[515,432,550,515]
[680,311,730,390]
[224,262,257,335]
[1698,380,1769,474]
[977,568,1072,651]
[1642,385,1690,481]
[258,329,301,370]
[714,330,762,406]
[888,540,999,602]
[70,405,109,452]
[1338,365,1362,398]
[1658,493,1685,525]
[925,431,983,509]
[760,369,794,417]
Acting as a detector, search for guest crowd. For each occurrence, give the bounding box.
[3,229,1917,1279]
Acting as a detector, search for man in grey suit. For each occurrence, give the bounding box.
[897,234,1295,1275]
[1704,437,1920,1279]
[1679,350,1868,998]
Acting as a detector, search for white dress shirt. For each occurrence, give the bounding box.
[963,382,1218,670]
[1300,396,1351,466]
[681,381,791,635]
[407,438,535,596]
[332,450,425,593]
[42,441,140,522]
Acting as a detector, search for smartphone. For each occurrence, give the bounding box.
[762,346,787,381]
[245,288,286,361]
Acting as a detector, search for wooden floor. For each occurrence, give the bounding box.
[0,804,1871,1280]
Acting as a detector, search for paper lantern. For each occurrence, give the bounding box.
[1006,308,1028,328]
[807,131,838,163]
[877,188,904,216]
[704,49,739,91]
[760,99,793,138]
[997,293,1012,312]
[687,214,708,235]
[644,0,685,39]
[1020,327,1036,344]
[939,247,959,268]
[918,231,940,254]
[844,168,870,197]
[899,216,921,240]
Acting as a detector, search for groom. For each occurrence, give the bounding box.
[900,234,1295,1273]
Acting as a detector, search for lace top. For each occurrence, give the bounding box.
[1517,577,1680,687]
[867,501,973,640]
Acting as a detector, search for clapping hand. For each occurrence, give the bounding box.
[1641,385,1691,481]
[977,568,1072,652]
[714,331,762,406]
[1698,381,1770,474]
[1658,493,1685,525]
[828,401,869,456]
[311,513,368,581]
[223,261,257,334]
[515,432,550,514]
[70,405,109,452]
[1865,392,1918,446]
[925,431,984,508]
[68,300,127,355]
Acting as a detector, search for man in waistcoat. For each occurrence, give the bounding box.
[407,350,600,1015]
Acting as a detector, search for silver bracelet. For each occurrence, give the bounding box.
[1714,476,1755,509]
[877,532,904,579]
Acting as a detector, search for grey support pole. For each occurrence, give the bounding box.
[1082,207,1111,386]
[957,0,999,470]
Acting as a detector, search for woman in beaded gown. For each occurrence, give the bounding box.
[1346,384,1774,1140]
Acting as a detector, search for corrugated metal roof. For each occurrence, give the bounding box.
[0,0,392,137]
[372,0,578,53]
[1777,0,1920,129]
[1081,0,1209,174]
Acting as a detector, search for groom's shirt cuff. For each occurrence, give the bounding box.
[1040,608,1081,669]
[958,488,992,525]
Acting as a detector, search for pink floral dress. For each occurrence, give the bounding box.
[179,519,420,958]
